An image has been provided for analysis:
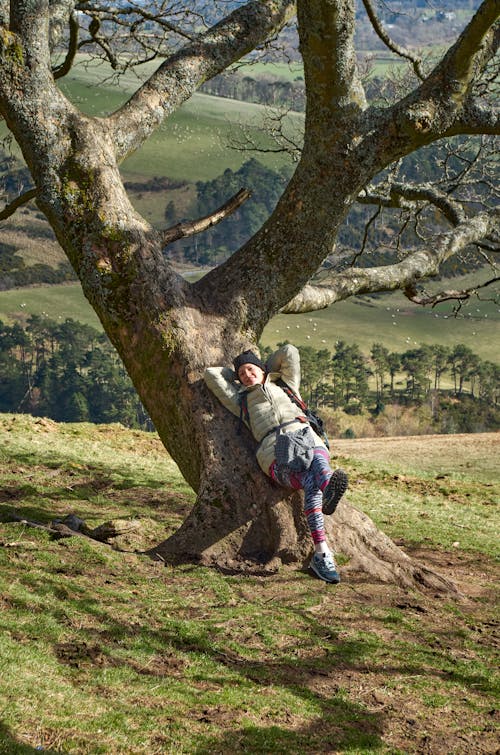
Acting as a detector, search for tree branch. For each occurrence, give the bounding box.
[109,0,296,162]
[297,0,367,125]
[10,0,51,64]
[434,0,500,91]
[0,188,37,221]
[53,9,79,79]
[360,0,425,80]
[0,0,8,26]
[83,3,197,43]
[162,188,251,245]
[404,276,499,307]
[359,182,467,226]
[377,0,500,148]
[281,208,499,313]
[453,101,500,136]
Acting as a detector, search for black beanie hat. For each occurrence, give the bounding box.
[233,350,265,376]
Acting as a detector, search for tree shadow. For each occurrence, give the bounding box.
[0,720,59,754]
[192,716,382,754]
[0,447,191,527]
[5,549,496,752]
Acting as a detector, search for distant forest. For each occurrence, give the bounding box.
[163,153,486,278]
[1,317,498,435]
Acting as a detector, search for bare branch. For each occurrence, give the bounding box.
[162,188,251,245]
[53,10,79,79]
[359,181,467,226]
[84,15,121,69]
[109,1,296,162]
[229,106,303,161]
[281,207,499,313]
[405,276,499,307]
[0,188,37,221]
[82,2,197,42]
[360,0,426,81]
[350,204,382,266]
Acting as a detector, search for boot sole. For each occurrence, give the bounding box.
[322,469,348,515]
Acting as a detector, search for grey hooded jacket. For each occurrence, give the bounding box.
[204,343,328,476]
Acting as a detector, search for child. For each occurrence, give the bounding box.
[204,344,348,583]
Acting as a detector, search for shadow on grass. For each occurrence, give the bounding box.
[192,720,382,754]
[0,449,192,526]
[0,720,59,754]
[7,561,497,753]
[1,445,168,488]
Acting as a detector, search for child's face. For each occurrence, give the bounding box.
[238,363,265,387]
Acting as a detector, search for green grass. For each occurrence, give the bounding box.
[0,414,498,753]
[0,284,103,329]
[332,433,499,557]
[122,92,296,182]
[54,56,298,182]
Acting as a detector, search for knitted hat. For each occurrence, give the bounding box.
[233,350,265,376]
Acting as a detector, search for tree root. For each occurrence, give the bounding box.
[153,487,461,596]
[330,501,461,596]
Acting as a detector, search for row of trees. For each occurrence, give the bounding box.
[165,159,294,265]
[165,153,487,279]
[263,341,499,415]
[0,317,148,428]
[2,314,496,433]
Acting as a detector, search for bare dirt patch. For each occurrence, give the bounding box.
[269,548,498,753]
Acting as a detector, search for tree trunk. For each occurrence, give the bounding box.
[0,4,476,597]
[97,290,458,595]
[128,311,459,595]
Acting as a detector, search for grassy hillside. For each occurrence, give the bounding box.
[1,279,498,363]
[0,414,498,753]
[56,57,298,183]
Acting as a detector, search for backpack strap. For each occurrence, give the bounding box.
[276,378,330,450]
[276,378,307,412]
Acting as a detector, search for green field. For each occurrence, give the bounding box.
[0,415,498,753]
[0,56,299,187]
[1,280,498,363]
[55,57,299,183]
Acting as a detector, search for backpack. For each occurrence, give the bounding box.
[238,378,330,450]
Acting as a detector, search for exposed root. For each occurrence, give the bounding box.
[330,501,461,596]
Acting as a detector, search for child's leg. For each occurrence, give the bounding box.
[270,459,328,548]
[302,458,342,583]
[301,470,327,548]
[309,448,349,516]
[308,448,332,492]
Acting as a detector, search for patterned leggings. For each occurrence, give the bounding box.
[270,448,332,544]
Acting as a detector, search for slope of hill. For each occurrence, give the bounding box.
[1,278,498,364]
[0,413,498,752]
